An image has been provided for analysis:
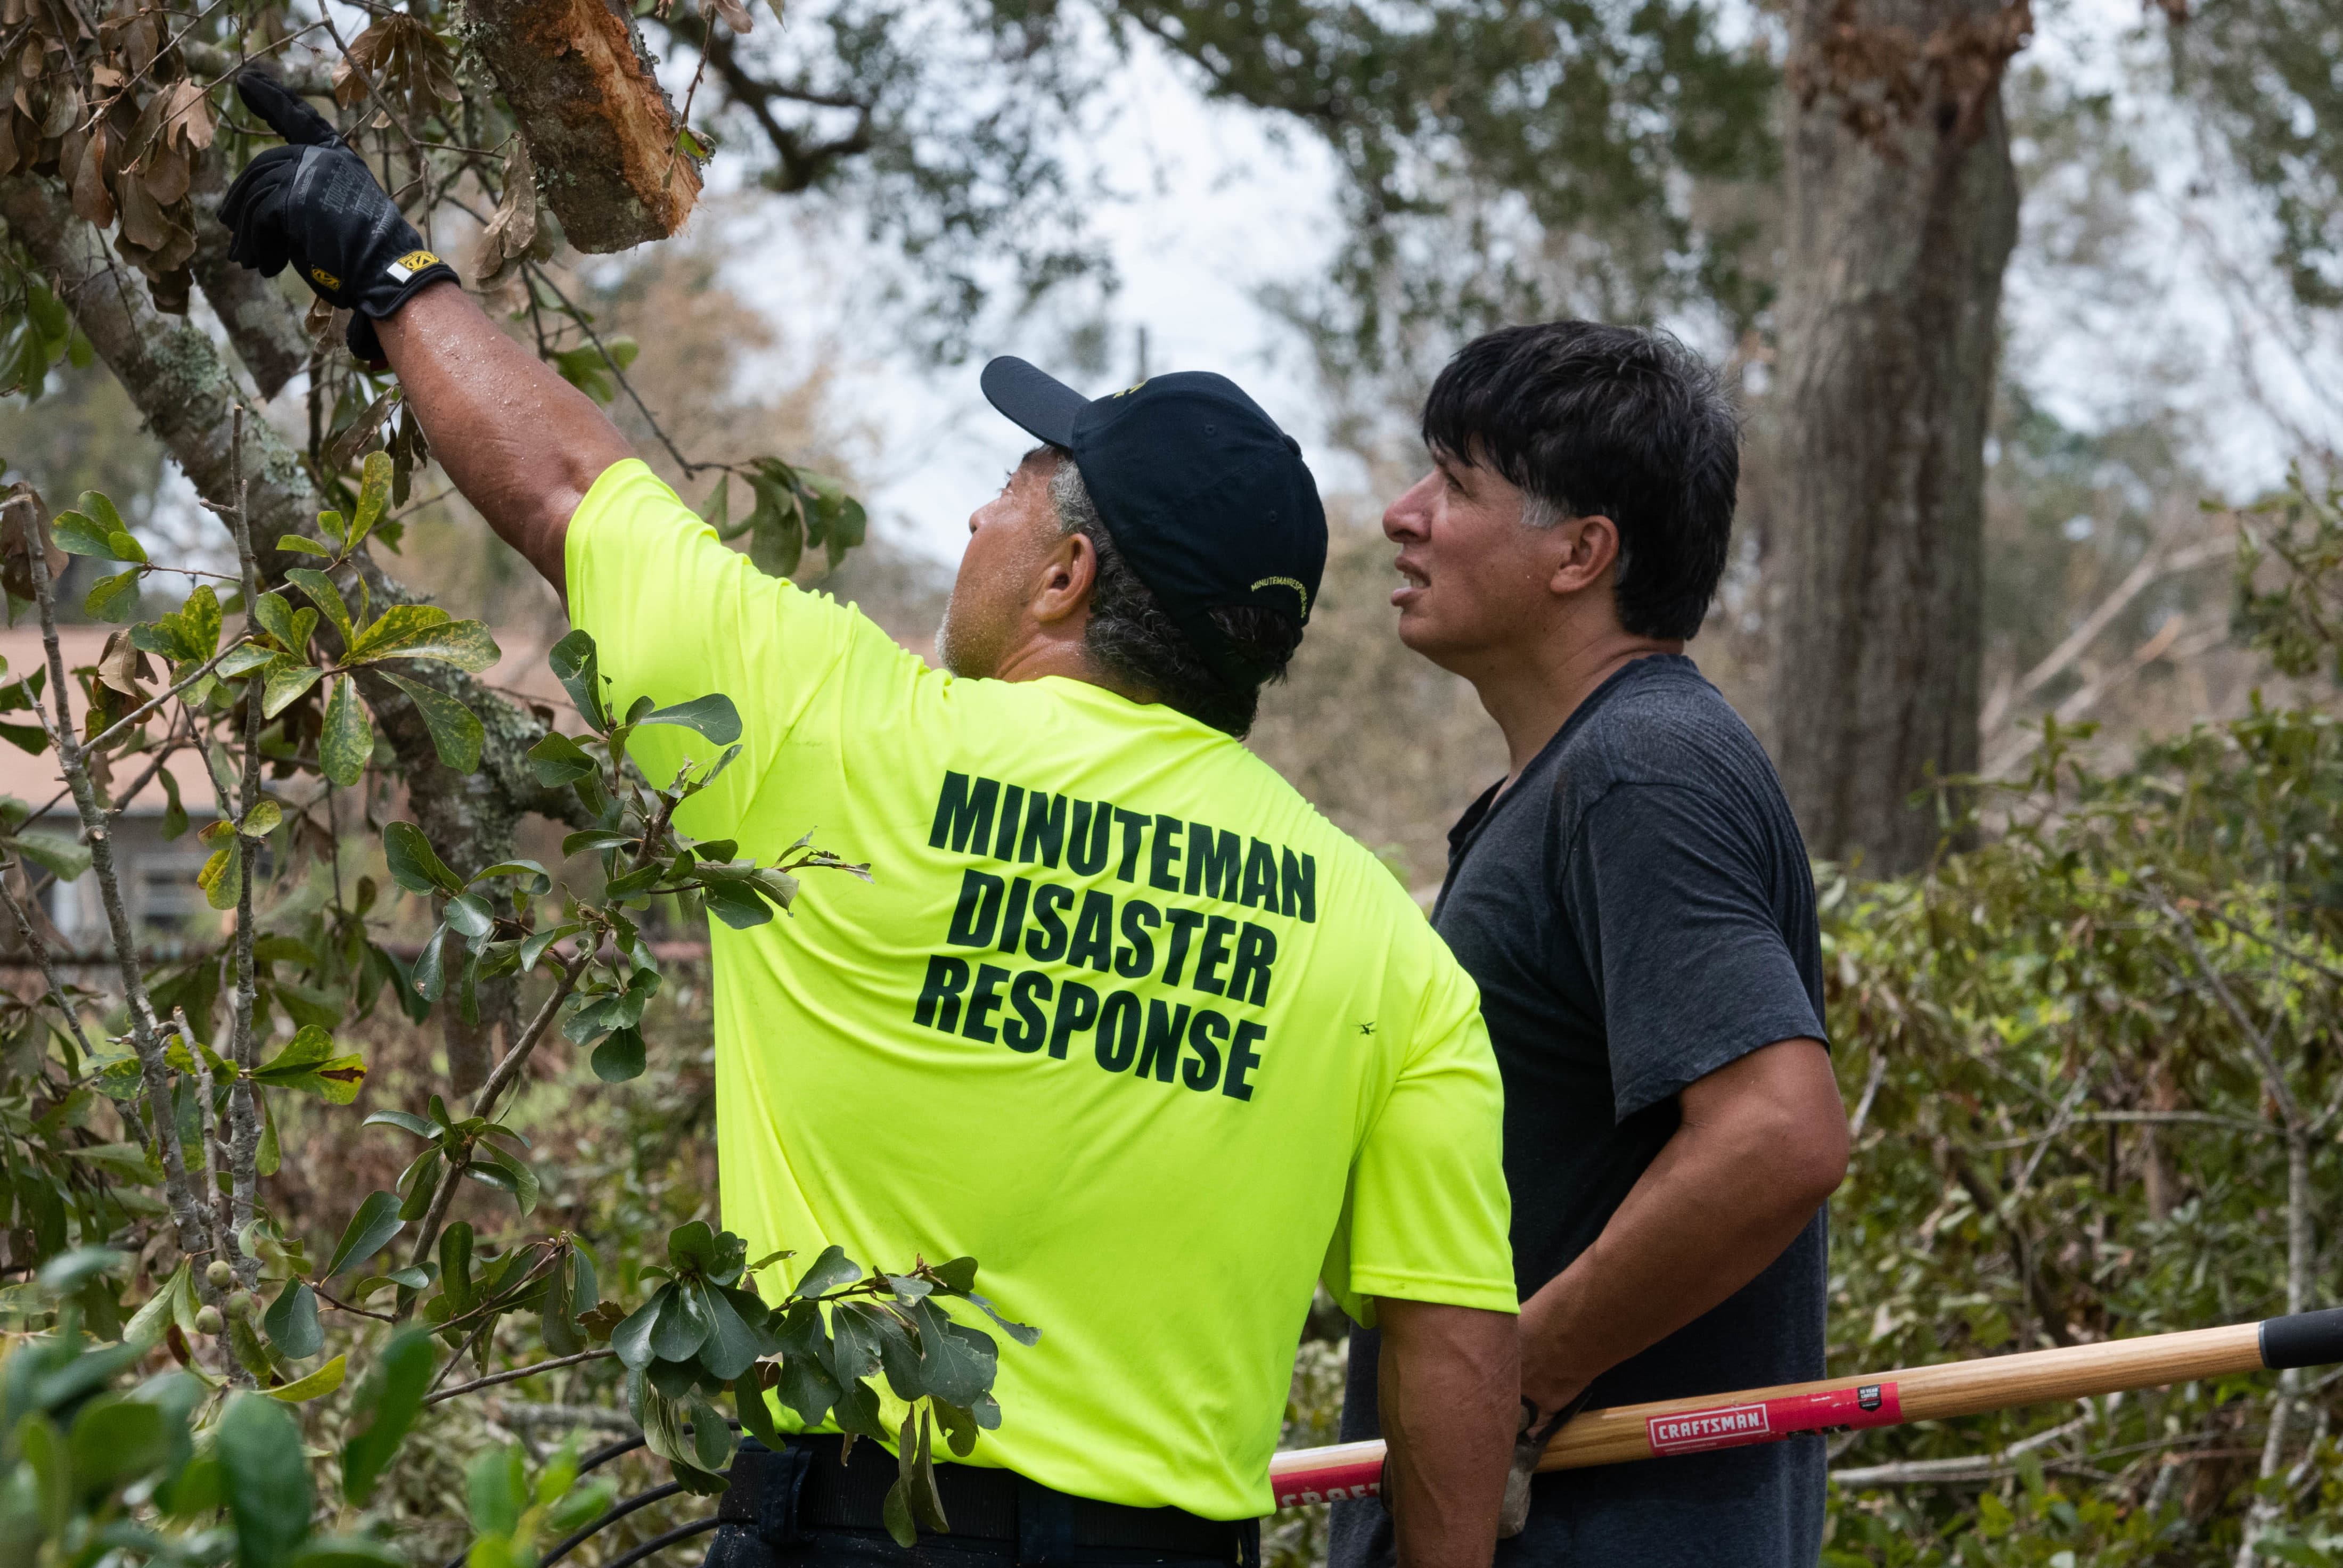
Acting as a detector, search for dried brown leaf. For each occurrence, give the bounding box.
[709,0,755,32]
[468,141,538,291]
[95,629,152,696]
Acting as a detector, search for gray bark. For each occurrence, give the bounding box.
[1766,0,2025,875]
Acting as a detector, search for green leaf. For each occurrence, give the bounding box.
[349,450,394,553]
[410,925,449,1003]
[702,474,736,537]
[910,1297,996,1408]
[773,1301,844,1425]
[262,1279,324,1359]
[590,1027,646,1082]
[792,1244,863,1300]
[701,879,774,930]
[291,1542,408,1568]
[324,1190,405,1278]
[261,659,324,718]
[266,1353,347,1402]
[345,604,499,670]
[276,534,334,557]
[253,1025,367,1104]
[640,693,743,744]
[68,1394,171,1490]
[649,1274,716,1362]
[54,507,145,562]
[363,1108,437,1138]
[610,1286,669,1370]
[251,590,313,653]
[285,569,355,647]
[733,1372,784,1448]
[561,827,635,857]
[217,1393,314,1568]
[342,1327,434,1506]
[528,730,597,785]
[384,820,464,896]
[239,798,284,838]
[319,675,372,788]
[85,567,143,622]
[695,1285,769,1381]
[443,891,496,940]
[216,643,277,678]
[7,827,91,882]
[197,836,243,912]
[469,1142,540,1215]
[379,670,485,774]
[547,629,608,731]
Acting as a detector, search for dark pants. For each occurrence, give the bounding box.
[702,1438,1258,1567]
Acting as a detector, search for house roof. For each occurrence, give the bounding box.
[1,620,575,819]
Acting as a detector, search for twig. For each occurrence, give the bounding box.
[521,263,707,477]
[421,1348,615,1408]
[225,405,267,1287]
[0,872,96,1062]
[406,950,590,1267]
[313,1283,397,1323]
[18,494,214,1283]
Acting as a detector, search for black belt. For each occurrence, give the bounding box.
[711,1436,1260,1565]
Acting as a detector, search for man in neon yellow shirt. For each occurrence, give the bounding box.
[223,79,1520,1567]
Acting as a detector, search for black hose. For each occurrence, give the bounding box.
[541,1482,689,1567]
[581,1434,649,1475]
[600,1517,722,1568]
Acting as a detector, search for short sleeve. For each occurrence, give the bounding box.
[563,459,882,840]
[1321,956,1517,1324]
[1561,784,1826,1121]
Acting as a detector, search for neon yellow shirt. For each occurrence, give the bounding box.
[566,459,1514,1520]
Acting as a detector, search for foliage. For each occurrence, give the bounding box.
[1813,478,2343,1564]
[0,475,1026,1559]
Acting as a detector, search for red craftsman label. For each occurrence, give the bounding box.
[1269,1441,1386,1509]
[1645,1382,1901,1457]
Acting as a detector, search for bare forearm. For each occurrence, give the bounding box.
[373,281,635,597]
[1520,1040,1845,1420]
[1378,1298,1517,1568]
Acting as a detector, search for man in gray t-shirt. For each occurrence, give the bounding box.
[1331,322,1849,1568]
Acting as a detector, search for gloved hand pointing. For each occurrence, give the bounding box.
[220,68,460,365]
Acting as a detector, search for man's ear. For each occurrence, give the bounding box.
[1031,527,1097,627]
[1547,514,1620,596]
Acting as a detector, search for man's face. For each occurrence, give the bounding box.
[1382,451,1565,670]
[937,448,1062,678]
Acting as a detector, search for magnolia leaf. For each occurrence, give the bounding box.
[319,675,372,788]
[252,1025,367,1104]
[263,1279,325,1360]
[528,731,596,785]
[284,568,355,648]
[260,660,324,719]
[379,670,484,774]
[547,629,608,731]
[383,820,463,896]
[324,1191,404,1279]
[84,567,143,623]
[590,1028,646,1082]
[346,604,498,670]
[342,1328,433,1506]
[640,694,742,745]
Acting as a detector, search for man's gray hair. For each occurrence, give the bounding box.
[1047,453,1294,737]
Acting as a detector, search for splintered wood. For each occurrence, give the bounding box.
[467,0,703,253]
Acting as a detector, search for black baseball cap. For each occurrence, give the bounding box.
[979,356,1327,691]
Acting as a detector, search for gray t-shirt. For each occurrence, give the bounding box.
[1330,654,1829,1568]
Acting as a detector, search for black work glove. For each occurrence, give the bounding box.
[220,69,460,366]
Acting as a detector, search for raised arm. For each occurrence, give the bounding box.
[374,282,633,598]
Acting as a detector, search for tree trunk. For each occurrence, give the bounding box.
[1766,0,2027,875]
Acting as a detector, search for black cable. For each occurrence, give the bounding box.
[541,1482,689,1568]
[600,1517,721,1568]
[581,1434,649,1475]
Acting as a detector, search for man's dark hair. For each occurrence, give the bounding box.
[1048,451,1301,738]
[1422,321,1739,641]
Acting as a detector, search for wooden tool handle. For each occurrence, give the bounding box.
[1265,1307,2343,1509]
